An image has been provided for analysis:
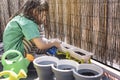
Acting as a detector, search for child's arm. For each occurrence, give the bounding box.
[31,37,61,50]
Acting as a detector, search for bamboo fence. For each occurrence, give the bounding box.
[0,0,120,70]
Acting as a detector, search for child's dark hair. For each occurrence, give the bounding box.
[9,0,49,24]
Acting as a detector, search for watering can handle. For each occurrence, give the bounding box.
[1,50,23,65]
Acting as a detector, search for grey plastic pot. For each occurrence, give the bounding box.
[52,59,79,80]
[33,56,59,80]
[73,64,103,80]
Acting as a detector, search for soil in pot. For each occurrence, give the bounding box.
[78,69,99,76]
[74,51,85,56]
[38,61,57,65]
[58,65,76,70]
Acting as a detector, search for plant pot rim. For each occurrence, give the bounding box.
[73,64,103,78]
[33,56,59,67]
[52,64,74,72]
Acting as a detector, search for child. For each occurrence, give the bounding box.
[3,0,61,59]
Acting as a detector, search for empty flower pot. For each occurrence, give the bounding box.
[33,56,59,80]
[73,64,103,80]
[52,59,79,80]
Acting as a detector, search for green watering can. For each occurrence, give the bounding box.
[1,50,30,75]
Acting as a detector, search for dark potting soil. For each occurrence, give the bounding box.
[74,51,85,56]
[58,65,75,70]
[62,68,72,70]
[64,47,69,49]
[78,69,99,76]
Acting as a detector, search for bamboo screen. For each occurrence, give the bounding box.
[0,0,120,70]
[47,0,120,70]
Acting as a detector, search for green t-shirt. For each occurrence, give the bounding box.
[3,15,40,56]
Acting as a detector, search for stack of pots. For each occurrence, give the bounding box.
[33,55,103,80]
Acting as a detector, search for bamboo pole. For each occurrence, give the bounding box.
[92,0,100,59]
[48,0,57,38]
[65,0,71,44]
